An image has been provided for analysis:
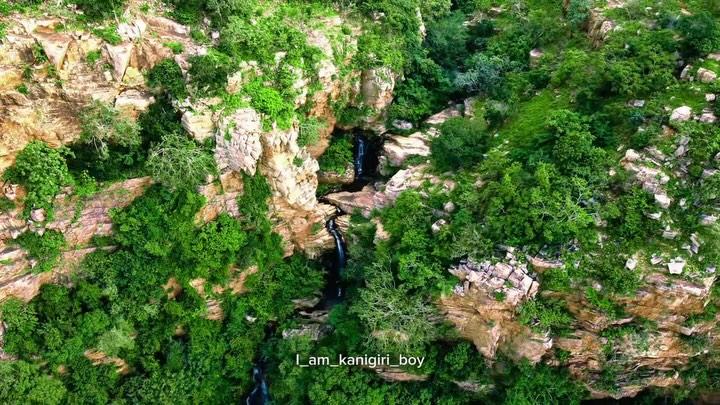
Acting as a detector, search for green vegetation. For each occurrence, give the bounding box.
[14,230,66,273]
[146,133,216,191]
[92,26,122,45]
[85,49,101,64]
[146,59,188,99]
[3,141,73,219]
[71,0,126,21]
[2,0,720,403]
[318,134,353,175]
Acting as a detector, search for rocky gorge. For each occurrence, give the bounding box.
[0,0,720,403]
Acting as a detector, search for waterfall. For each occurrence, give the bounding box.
[246,365,270,405]
[354,132,368,181]
[326,217,346,299]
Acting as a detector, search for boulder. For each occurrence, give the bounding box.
[391,119,413,131]
[697,68,717,83]
[105,42,134,81]
[699,111,717,124]
[32,28,72,70]
[182,109,215,142]
[700,215,718,226]
[707,93,717,102]
[670,106,692,122]
[625,257,638,270]
[667,259,686,275]
[529,48,544,66]
[382,132,431,167]
[114,90,154,118]
[425,105,462,126]
[654,193,672,209]
[214,108,263,174]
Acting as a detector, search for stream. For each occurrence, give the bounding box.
[245,131,367,404]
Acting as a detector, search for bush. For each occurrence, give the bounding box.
[147,59,188,100]
[92,26,121,45]
[431,117,489,171]
[146,133,216,191]
[79,101,140,160]
[71,0,126,21]
[677,12,720,56]
[187,50,233,97]
[3,141,73,219]
[298,117,325,147]
[318,134,353,175]
[566,0,591,30]
[15,230,66,273]
[425,11,469,69]
[454,53,508,98]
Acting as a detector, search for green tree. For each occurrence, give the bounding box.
[146,133,216,190]
[3,141,73,219]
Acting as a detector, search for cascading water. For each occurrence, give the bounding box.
[246,363,270,405]
[354,132,368,180]
[325,217,347,300]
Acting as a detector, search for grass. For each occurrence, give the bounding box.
[500,89,571,146]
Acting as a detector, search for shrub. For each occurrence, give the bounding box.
[15,230,66,273]
[164,41,184,54]
[244,79,294,129]
[187,50,233,97]
[92,26,121,45]
[518,298,574,334]
[318,134,353,175]
[566,0,591,29]
[454,53,508,98]
[146,133,216,191]
[298,117,325,147]
[677,12,720,56]
[70,0,126,21]
[431,117,489,171]
[425,11,469,69]
[78,101,140,161]
[85,50,101,64]
[147,59,188,99]
[3,141,73,219]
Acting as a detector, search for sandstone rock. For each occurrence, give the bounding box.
[360,67,394,123]
[214,108,263,174]
[425,105,462,126]
[662,229,679,240]
[624,149,641,162]
[463,97,478,118]
[182,108,215,142]
[391,119,413,131]
[32,28,72,70]
[145,16,189,38]
[680,65,693,81]
[317,164,354,185]
[707,93,717,102]
[105,42,133,81]
[30,209,46,223]
[382,132,431,166]
[697,67,717,83]
[529,48,544,66]
[700,214,718,226]
[670,106,692,122]
[431,219,447,234]
[699,111,717,123]
[667,258,686,275]
[655,193,672,209]
[114,90,154,118]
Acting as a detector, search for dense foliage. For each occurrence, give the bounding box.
[2,0,720,404]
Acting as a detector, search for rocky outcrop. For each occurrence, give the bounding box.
[440,253,718,398]
[382,131,432,167]
[439,257,547,363]
[325,164,455,217]
[0,14,201,171]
